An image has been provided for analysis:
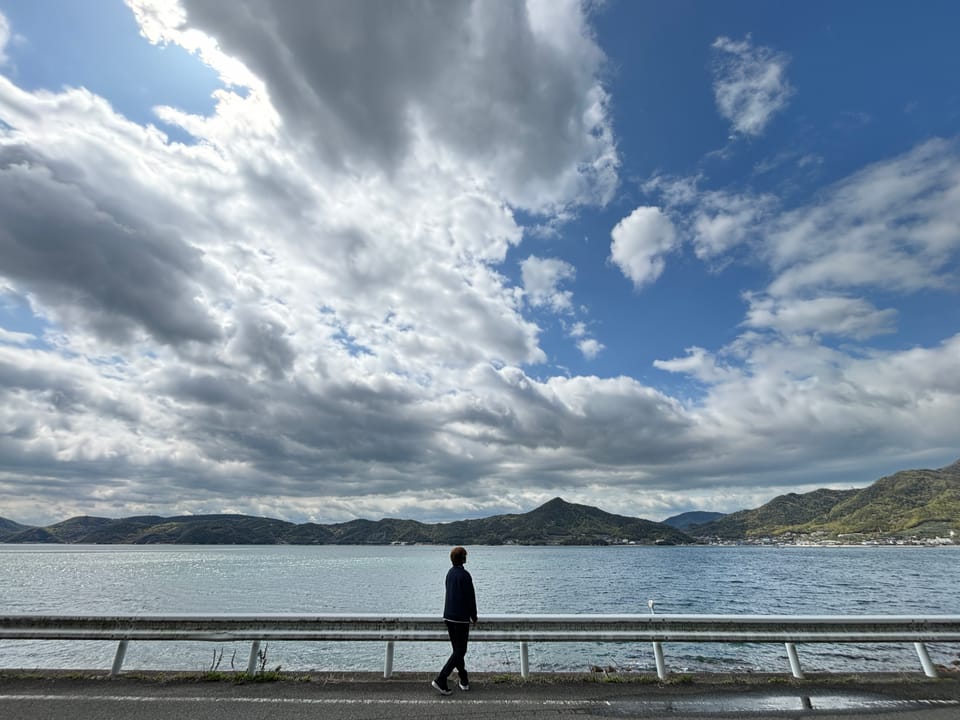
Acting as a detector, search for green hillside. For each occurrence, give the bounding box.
[0,516,33,540]
[798,461,960,535]
[697,488,857,538]
[695,459,960,538]
[41,516,114,543]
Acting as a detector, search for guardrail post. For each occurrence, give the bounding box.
[519,641,529,678]
[246,640,261,675]
[384,640,395,678]
[652,641,667,681]
[914,642,939,678]
[110,640,128,677]
[785,642,804,679]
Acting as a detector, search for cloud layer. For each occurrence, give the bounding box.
[0,3,957,527]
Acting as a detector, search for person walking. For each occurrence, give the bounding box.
[431,546,477,695]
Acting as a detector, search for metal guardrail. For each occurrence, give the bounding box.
[2,613,958,680]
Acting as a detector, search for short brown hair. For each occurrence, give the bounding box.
[450,546,467,566]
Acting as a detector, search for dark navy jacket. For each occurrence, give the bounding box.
[442,565,477,623]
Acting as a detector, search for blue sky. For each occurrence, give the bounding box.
[0,0,958,526]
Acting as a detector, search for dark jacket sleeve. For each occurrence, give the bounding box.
[443,567,478,622]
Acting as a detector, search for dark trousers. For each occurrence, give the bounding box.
[437,620,470,684]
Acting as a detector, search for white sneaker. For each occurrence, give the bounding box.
[431,680,452,695]
[458,681,470,691]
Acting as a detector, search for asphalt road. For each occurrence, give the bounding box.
[1,673,959,720]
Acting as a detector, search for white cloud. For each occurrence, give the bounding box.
[744,295,897,340]
[0,327,33,346]
[561,321,601,360]
[609,206,678,288]
[576,337,604,360]
[692,190,776,259]
[643,138,960,337]
[0,12,10,65]
[767,138,960,298]
[654,346,732,384]
[654,333,960,474]
[643,174,700,207]
[521,256,576,313]
[130,0,618,213]
[0,139,223,346]
[638,135,960,492]
[521,257,608,360]
[643,176,776,260]
[711,35,793,137]
[126,0,264,88]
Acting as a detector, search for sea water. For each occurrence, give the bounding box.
[1,544,957,674]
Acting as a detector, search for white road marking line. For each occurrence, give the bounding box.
[0,694,601,706]
[1,694,958,709]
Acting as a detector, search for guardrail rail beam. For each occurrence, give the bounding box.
[2,613,957,679]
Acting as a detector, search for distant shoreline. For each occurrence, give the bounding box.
[1,541,957,549]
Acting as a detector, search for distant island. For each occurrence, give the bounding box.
[660,511,725,531]
[0,497,691,546]
[1,458,957,546]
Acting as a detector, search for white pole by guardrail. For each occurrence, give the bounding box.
[246,640,261,675]
[648,599,667,680]
[785,642,804,679]
[384,640,395,678]
[914,641,939,678]
[110,640,128,678]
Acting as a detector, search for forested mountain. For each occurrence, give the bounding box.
[693,489,858,538]
[0,516,31,536]
[0,498,690,546]
[693,460,960,538]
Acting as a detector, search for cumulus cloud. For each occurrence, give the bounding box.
[577,337,604,360]
[521,256,576,313]
[0,140,222,346]
[656,333,960,471]
[711,35,793,137]
[641,176,777,260]
[564,321,603,360]
[609,206,678,288]
[130,0,618,212]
